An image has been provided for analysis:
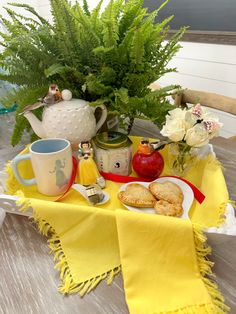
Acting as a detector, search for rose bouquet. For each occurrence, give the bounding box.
[160,104,223,176]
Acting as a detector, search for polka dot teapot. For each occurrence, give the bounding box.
[24,95,107,147]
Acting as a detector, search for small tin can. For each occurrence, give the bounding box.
[92,132,132,176]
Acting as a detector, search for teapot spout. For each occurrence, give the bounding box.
[23,111,46,138]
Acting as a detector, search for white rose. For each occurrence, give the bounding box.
[185,124,210,147]
[161,118,186,142]
[166,108,187,121]
[185,111,197,130]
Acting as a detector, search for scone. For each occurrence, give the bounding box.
[149,181,183,204]
[154,200,183,217]
[118,183,156,208]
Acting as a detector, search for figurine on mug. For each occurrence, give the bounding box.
[77,141,105,187]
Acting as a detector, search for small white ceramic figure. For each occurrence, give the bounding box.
[61,89,72,101]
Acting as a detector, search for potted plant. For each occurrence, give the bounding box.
[0,0,185,145]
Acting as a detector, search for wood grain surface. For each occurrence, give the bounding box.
[0,214,128,314]
[0,119,236,314]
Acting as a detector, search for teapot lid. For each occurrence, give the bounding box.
[50,98,88,110]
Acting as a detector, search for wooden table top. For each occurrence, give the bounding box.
[0,120,236,314]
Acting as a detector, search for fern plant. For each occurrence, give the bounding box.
[0,0,185,146]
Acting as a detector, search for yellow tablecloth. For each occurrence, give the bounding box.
[5,137,230,313]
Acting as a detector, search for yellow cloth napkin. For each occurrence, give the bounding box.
[4,136,230,313]
[27,199,121,294]
[116,210,229,314]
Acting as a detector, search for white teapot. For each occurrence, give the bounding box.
[23,99,107,147]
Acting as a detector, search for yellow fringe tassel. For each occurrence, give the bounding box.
[5,161,21,195]
[192,224,230,314]
[16,195,121,296]
[215,201,230,227]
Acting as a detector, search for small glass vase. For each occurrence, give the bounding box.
[167,142,197,177]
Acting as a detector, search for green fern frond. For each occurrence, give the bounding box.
[44,64,69,78]
[146,85,180,99]
[0,15,22,35]
[3,7,29,31]
[114,87,129,104]
[50,0,81,63]
[85,74,113,96]
[8,2,50,25]
[82,0,90,16]
[3,8,41,27]
[101,0,119,47]
[99,67,116,85]
[118,0,145,40]
[72,2,101,47]
[130,28,144,70]
[156,0,169,14]
[0,0,185,143]
[0,30,11,42]
[90,0,103,29]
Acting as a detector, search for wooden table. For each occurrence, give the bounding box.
[1,120,236,314]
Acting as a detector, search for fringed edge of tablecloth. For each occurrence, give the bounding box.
[191,224,229,314]
[153,303,226,314]
[152,224,230,314]
[5,161,20,195]
[15,194,121,296]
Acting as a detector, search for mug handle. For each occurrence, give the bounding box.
[12,154,36,186]
[94,104,108,133]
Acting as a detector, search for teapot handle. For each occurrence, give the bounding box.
[94,104,108,133]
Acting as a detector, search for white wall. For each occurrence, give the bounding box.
[159,41,236,98]
[158,41,236,138]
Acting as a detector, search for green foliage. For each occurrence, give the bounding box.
[0,0,185,145]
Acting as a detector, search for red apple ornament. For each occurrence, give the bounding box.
[132,139,164,179]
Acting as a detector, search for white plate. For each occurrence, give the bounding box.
[119,177,194,219]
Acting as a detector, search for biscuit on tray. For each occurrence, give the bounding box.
[118,183,156,208]
[149,181,184,204]
[154,200,183,217]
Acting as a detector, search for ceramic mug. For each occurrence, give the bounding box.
[12,138,73,196]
